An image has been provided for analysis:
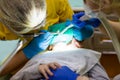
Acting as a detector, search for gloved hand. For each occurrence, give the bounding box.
[73,12,100,28]
[23,30,53,59]
[72,12,101,28]
[48,66,79,80]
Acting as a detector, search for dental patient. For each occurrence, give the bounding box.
[10,12,110,80]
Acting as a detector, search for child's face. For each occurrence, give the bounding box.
[50,38,83,51]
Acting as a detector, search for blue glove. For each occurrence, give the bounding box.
[66,12,86,29]
[23,30,53,59]
[85,18,101,28]
[72,12,101,28]
[48,66,79,80]
[65,12,100,41]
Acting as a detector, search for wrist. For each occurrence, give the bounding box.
[23,45,41,59]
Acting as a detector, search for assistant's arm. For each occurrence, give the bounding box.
[99,20,120,41]
[0,51,28,77]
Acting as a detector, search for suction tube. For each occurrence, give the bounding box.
[80,5,120,62]
[97,13,120,63]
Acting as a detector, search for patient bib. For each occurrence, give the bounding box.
[32,48,101,75]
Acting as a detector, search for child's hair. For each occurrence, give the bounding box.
[0,0,46,34]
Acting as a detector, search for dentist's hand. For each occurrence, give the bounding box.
[23,30,53,59]
[72,12,101,28]
[66,12,86,29]
[66,12,101,29]
[65,12,95,41]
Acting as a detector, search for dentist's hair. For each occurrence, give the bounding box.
[0,0,46,34]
